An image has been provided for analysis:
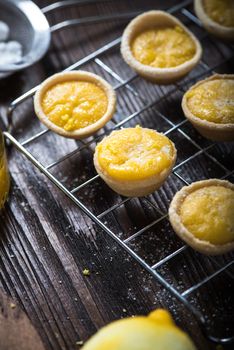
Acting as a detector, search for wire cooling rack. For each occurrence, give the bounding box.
[3,0,234,345]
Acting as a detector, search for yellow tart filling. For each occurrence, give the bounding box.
[180,186,234,245]
[96,126,175,181]
[204,0,234,27]
[41,81,108,132]
[185,79,234,124]
[131,25,196,68]
[0,154,10,209]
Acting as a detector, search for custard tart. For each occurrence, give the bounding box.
[182,74,234,141]
[94,126,177,197]
[169,179,234,255]
[194,0,234,41]
[34,71,116,139]
[121,11,202,84]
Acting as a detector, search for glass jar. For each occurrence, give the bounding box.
[0,130,10,209]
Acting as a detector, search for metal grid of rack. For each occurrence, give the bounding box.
[4,0,234,344]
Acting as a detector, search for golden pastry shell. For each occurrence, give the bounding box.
[194,0,234,41]
[182,74,234,142]
[34,71,116,139]
[94,128,177,197]
[169,179,234,255]
[121,10,202,84]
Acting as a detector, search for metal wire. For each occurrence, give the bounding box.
[4,0,234,345]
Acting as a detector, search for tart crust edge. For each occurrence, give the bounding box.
[169,179,234,255]
[182,74,234,141]
[94,129,177,197]
[34,71,116,139]
[194,0,234,41]
[120,10,202,84]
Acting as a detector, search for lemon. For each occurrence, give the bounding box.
[83,309,196,350]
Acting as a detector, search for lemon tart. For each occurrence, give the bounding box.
[182,74,234,141]
[94,126,177,197]
[195,0,234,41]
[83,309,196,350]
[121,11,202,84]
[169,179,234,255]
[34,71,116,139]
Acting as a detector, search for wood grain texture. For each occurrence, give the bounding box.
[0,289,45,350]
[0,1,233,350]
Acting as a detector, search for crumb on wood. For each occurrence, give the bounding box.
[76,340,84,346]
[83,268,90,276]
[10,303,16,309]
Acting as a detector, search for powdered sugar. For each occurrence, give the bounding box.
[0,41,22,65]
[0,21,9,41]
[0,20,23,69]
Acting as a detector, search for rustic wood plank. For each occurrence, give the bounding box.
[0,289,45,350]
[0,1,233,350]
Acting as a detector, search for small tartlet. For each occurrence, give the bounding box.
[169,179,234,255]
[94,126,177,197]
[121,11,202,84]
[34,71,116,139]
[194,0,234,41]
[182,74,234,141]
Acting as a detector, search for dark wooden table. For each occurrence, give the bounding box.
[0,1,233,350]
